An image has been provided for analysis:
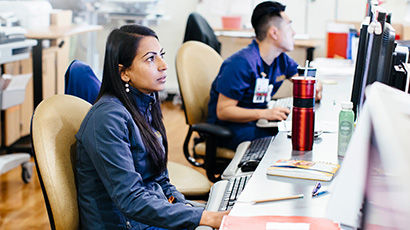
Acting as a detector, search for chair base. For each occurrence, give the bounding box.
[6,135,33,155]
[0,152,33,183]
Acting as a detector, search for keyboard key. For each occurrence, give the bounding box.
[238,136,273,167]
[219,174,252,211]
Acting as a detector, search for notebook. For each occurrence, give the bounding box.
[266,159,340,182]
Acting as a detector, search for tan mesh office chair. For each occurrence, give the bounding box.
[32,95,211,230]
[31,95,90,230]
[176,41,235,182]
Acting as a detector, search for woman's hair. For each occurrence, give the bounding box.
[97,24,168,175]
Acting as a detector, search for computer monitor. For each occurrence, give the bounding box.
[327,82,410,229]
[350,16,370,119]
[389,45,410,92]
[364,9,396,86]
[352,5,396,118]
[360,83,410,229]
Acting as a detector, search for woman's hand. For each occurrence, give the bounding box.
[199,210,230,229]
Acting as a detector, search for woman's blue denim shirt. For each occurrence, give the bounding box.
[76,87,203,230]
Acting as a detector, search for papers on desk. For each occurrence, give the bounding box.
[0,73,31,109]
[310,58,355,77]
[219,215,340,230]
[278,121,290,131]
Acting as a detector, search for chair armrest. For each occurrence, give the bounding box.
[192,123,232,139]
[195,226,213,230]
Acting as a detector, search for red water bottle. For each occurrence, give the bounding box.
[292,76,316,151]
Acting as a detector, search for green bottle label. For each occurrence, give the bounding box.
[340,121,353,136]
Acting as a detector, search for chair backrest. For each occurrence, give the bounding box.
[31,95,91,230]
[183,12,221,54]
[176,41,224,125]
[65,60,101,104]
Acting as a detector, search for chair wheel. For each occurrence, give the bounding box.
[21,162,34,183]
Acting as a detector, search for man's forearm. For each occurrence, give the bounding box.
[217,106,265,123]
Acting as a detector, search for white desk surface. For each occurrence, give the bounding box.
[230,70,354,221]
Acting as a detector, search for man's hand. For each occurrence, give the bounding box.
[315,80,323,101]
[217,93,293,123]
[261,106,291,121]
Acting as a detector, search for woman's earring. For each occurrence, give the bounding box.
[125,81,130,93]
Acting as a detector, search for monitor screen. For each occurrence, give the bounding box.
[327,82,410,229]
[360,83,410,229]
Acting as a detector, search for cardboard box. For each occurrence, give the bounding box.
[50,10,73,26]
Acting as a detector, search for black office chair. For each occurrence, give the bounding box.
[183,12,221,54]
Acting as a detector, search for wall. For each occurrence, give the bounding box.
[197,0,368,60]
[80,0,408,94]
[150,0,197,94]
[70,0,197,94]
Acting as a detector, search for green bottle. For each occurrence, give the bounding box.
[338,102,355,156]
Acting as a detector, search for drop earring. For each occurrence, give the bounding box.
[125,81,130,93]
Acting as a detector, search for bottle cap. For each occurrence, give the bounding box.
[341,101,353,110]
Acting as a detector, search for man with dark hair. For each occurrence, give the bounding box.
[207,1,322,150]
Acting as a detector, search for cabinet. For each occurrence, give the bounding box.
[2,39,70,147]
[2,58,33,146]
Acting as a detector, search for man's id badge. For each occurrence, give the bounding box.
[253,74,269,103]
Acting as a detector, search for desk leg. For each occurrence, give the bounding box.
[32,39,43,108]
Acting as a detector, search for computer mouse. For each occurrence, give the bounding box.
[240,160,260,172]
[258,119,269,125]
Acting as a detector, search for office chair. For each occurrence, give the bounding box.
[65,59,101,104]
[176,41,235,182]
[31,95,89,230]
[183,12,221,54]
[64,61,211,199]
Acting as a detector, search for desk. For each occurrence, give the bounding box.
[214,29,322,63]
[26,24,103,108]
[228,72,356,226]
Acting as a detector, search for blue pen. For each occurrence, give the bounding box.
[313,190,328,197]
[312,182,321,195]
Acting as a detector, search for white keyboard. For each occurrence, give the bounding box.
[257,97,293,128]
[267,96,293,109]
[195,174,253,230]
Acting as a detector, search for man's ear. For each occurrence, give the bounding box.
[268,26,279,40]
[119,64,129,82]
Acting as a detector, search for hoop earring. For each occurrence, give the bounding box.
[125,81,130,93]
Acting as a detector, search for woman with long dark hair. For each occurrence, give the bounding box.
[75,24,227,230]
